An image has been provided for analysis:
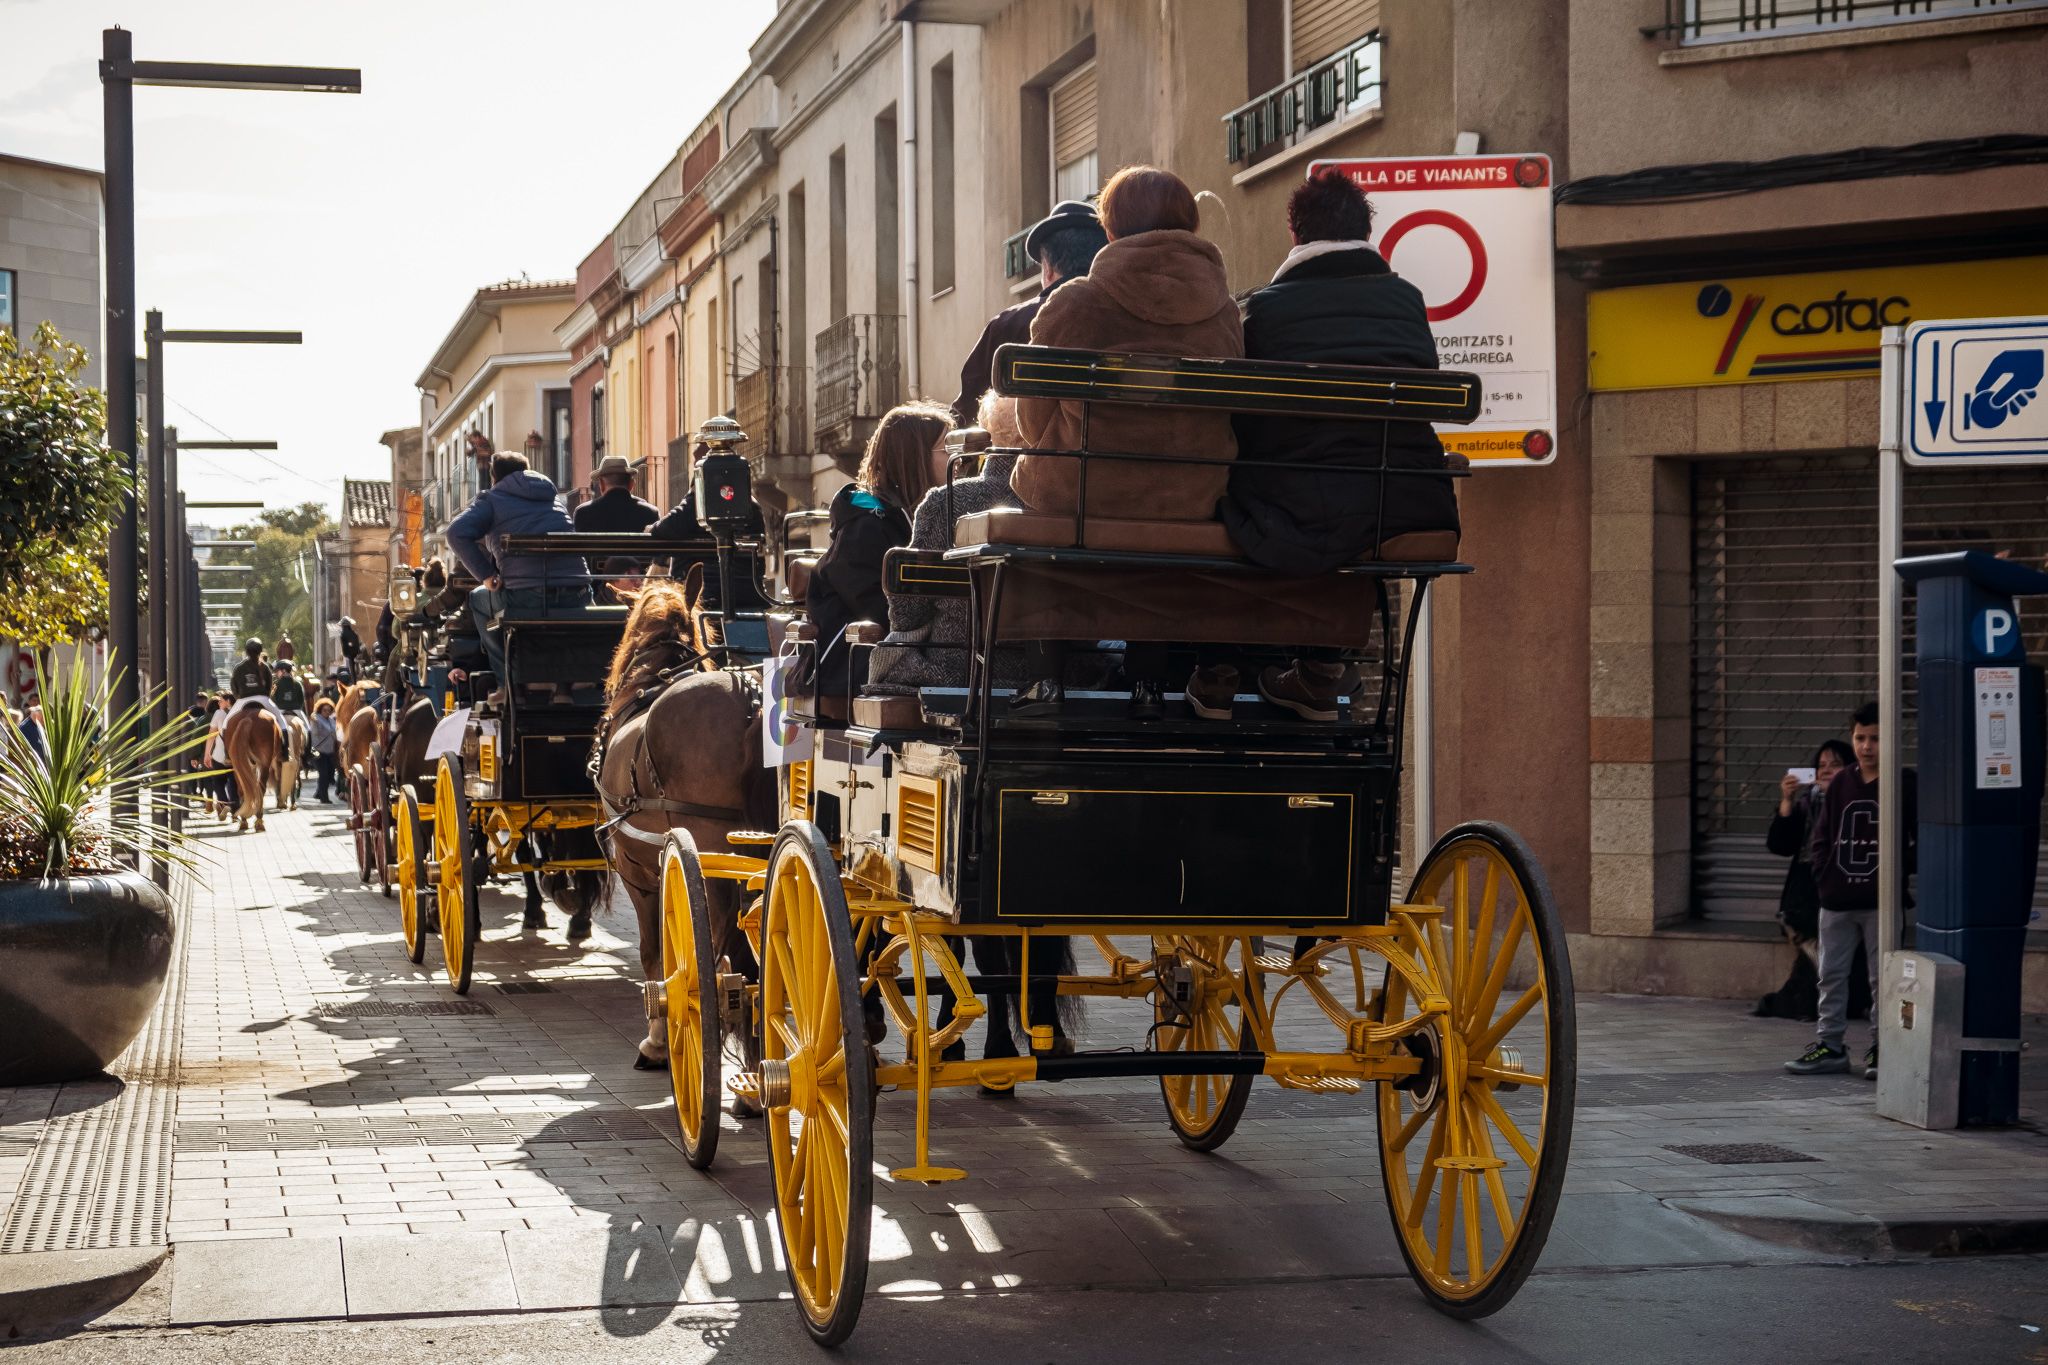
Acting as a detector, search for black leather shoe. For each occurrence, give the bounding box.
[1007,678,1063,717]
[1128,680,1163,721]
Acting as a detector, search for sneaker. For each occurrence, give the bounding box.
[1007,678,1063,718]
[1785,1041,1849,1074]
[1128,680,1163,721]
[1259,662,1343,722]
[1185,665,1238,720]
[1863,1044,1878,1080]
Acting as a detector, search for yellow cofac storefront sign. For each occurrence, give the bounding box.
[1588,256,2048,392]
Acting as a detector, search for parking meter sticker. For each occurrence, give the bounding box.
[1974,666,2021,791]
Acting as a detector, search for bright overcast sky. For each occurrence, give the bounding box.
[1,0,773,516]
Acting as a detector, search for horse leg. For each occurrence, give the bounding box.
[521,852,546,931]
[620,839,668,1071]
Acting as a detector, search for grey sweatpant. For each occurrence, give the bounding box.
[1816,907,1878,1049]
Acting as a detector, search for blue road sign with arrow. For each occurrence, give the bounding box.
[1907,317,2048,466]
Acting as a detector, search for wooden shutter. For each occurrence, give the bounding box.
[1292,0,1379,70]
[1050,63,1097,175]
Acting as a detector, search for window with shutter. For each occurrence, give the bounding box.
[1680,0,2033,42]
[1049,62,1098,205]
[1291,0,1379,71]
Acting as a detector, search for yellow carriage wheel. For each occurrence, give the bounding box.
[396,784,429,965]
[759,823,873,1348]
[1153,935,1265,1152]
[433,755,478,995]
[661,829,724,1170]
[1376,821,1575,1319]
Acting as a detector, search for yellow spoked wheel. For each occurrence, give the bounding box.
[433,755,478,995]
[661,829,723,1169]
[1376,821,1574,1319]
[396,784,429,965]
[1154,934,1265,1152]
[760,823,873,1348]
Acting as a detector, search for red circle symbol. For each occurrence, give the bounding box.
[1377,209,1488,323]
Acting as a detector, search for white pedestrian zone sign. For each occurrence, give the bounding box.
[1905,316,2048,466]
[1311,153,1558,467]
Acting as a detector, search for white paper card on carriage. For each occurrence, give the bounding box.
[1974,666,2021,790]
[762,653,814,767]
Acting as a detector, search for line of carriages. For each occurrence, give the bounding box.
[361,343,1575,1348]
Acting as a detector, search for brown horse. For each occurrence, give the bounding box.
[275,712,309,811]
[224,705,283,832]
[342,700,378,787]
[596,571,775,1070]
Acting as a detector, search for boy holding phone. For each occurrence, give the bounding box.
[1786,702,1917,1079]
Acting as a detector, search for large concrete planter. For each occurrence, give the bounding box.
[0,872,175,1085]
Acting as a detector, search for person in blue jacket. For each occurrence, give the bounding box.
[446,450,589,686]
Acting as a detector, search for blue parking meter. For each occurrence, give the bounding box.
[1896,550,2048,1126]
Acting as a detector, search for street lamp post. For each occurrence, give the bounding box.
[143,315,299,740]
[98,26,358,839]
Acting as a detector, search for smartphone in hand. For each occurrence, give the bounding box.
[1787,767,1816,785]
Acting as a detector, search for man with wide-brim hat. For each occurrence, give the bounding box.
[951,198,1108,427]
[573,453,661,533]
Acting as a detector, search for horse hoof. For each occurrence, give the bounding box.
[633,1050,666,1072]
[566,912,592,943]
[521,910,546,932]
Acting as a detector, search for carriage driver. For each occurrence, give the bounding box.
[447,449,590,691]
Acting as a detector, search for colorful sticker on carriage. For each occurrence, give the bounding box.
[761,653,814,766]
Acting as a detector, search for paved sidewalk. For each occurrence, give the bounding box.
[1,800,2043,1332]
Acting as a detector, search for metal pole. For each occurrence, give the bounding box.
[146,311,166,716]
[166,426,180,704]
[1413,581,1435,863]
[102,28,141,751]
[1877,324,1905,1003]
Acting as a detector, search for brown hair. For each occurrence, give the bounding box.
[856,401,954,510]
[1097,165,1199,240]
[313,697,335,716]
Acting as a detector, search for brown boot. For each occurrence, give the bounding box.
[1259,660,1345,721]
[1184,664,1238,720]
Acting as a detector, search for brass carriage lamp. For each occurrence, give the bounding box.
[692,415,754,545]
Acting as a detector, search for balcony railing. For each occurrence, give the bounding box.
[813,314,902,458]
[1223,34,1382,167]
[735,364,812,490]
[1003,226,1034,282]
[1642,0,2048,42]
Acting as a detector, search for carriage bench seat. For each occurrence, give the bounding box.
[952,508,1458,564]
[493,603,631,628]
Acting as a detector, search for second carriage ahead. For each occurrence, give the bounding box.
[647,344,1578,1346]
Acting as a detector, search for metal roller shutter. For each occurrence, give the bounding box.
[1050,63,1098,204]
[1691,452,2048,921]
[1292,0,1380,70]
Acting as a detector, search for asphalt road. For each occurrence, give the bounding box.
[14,1256,2048,1364]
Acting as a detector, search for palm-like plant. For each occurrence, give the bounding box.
[0,654,210,880]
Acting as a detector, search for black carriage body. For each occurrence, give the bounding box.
[973,748,1394,927]
[491,606,628,801]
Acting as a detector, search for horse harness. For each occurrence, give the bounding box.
[593,648,762,852]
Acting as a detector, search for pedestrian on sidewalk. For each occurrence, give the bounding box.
[1753,737,1864,1020]
[1787,702,1915,1080]
[309,697,339,803]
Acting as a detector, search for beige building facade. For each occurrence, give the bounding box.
[0,153,103,387]
[414,279,576,545]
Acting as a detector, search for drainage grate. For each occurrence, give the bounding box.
[492,981,555,995]
[312,999,495,1018]
[174,1107,663,1153]
[1663,1142,1819,1165]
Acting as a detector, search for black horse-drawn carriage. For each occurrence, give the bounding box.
[644,344,1577,1345]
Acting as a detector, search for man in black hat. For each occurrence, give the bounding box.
[951,199,1108,427]
[575,455,661,532]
